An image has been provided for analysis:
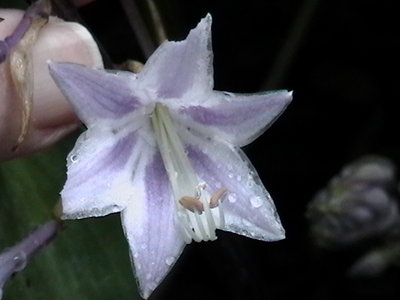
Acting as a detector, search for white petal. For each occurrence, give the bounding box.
[138,14,213,100]
[172,90,292,147]
[61,120,155,219]
[49,63,142,125]
[121,152,185,299]
[179,128,285,241]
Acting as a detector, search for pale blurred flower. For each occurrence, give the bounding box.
[307,155,399,247]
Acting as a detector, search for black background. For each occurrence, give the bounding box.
[76,0,400,299]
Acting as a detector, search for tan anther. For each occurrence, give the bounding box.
[179,196,204,213]
[209,188,228,208]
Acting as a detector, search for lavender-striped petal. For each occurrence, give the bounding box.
[121,152,185,299]
[61,130,143,219]
[138,14,213,99]
[181,130,285,241]
[49,62,141,124]
[175,90,292,147]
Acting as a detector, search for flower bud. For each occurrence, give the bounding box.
[307,155,399,248]
[338,155,396,189]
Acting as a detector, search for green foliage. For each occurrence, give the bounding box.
[0,0,27,10]
[0,138,140,300]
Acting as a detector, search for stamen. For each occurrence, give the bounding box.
[151,103,227,243]
[179,196,204,213]
[210,188,228,208]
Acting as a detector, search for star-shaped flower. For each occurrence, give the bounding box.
[49,15,292,299]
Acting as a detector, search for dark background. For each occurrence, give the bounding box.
[72,0,400,299]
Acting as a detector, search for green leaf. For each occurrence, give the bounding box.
[0,138,140,300]
[0,0,27,10]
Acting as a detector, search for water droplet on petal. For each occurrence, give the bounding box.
[13,252,27,271]
[223,91,235,98]
[166,256,175,266]
[236,175,242,182]
[250,196,263,208]
[69,154,78,163]
[228,173,234,179]
[228,193,237,203]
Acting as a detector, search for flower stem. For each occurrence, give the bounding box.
[119,0,156,59]
[0,0,51,64]
[262,0,320,89]
[0,220,64,298]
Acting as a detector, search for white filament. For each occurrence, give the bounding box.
[151,104,224,243]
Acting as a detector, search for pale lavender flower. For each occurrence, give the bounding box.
[49,15,292,298]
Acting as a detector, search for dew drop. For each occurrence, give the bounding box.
[250,196,263,208]
[13,252,27,271]
[228,193,237,203]
[223,91,235,97]
[228,173,234,179]
[69,154,78,163]
[236,175,242,182]
[165,256,175,266]
[246,180,254,188]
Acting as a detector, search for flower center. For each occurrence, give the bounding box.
[151,104,226,243]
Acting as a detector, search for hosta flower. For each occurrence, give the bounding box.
[49,15,292,298]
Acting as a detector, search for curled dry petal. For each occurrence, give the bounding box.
[9,0,51,150]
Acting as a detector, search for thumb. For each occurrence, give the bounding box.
[0,9,103,161]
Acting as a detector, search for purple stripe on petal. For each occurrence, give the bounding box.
[68,132,137,187]
[181,91,291,126]
[61,131,138,218]
[145,153,171,204]
[140,15,213,100]
[186,144,283,239]
[128,152,183,298]
[49,63,140,121]
[155,43,197,99]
